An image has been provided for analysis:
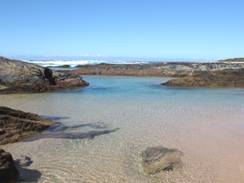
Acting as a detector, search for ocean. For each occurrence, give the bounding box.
[24,59,155,68]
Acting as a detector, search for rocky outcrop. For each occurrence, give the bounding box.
[68,62,244,77]
[0,106,54,145]
[0,149,19,183]
[0,56,89,94]
[162,69,244,88]
[141,146,183,174]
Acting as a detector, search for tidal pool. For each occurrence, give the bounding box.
[1,76,244,183]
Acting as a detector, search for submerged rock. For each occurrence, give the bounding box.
[0,149,19,183]
[15,155,33,167]
[0,56,89,94]
[0,106,54,145]
[141,146,183,174]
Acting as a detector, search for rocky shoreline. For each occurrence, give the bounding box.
[0,56,89,94]
[2,56,244,89]
[65,61,244,88]
[0,107,55,182]
[0,106,54,145]
[162,68,244,88]
[68,62,244,77]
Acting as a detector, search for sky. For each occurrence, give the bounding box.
[0,0,243,61]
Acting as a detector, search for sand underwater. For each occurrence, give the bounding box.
[1,76,244,183]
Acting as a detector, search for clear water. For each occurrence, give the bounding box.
[1,76,244,183]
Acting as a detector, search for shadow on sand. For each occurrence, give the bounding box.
[25,117,119,142]
[17,167,41,183]
[15,117,119,182]
[15,157,41,183]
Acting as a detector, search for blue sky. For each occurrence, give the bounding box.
[0,0,243,61]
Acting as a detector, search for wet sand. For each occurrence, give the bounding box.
[1,76,244,183]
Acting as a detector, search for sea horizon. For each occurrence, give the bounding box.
[8,56,216,68]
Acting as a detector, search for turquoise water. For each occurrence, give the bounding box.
[72,76,244,113]
[67,75,244,104]
[1,76,244,183]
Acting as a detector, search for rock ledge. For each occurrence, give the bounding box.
[0,106,54,145]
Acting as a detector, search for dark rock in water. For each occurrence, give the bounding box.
[141,146,183,174]
[60,64,71,68]
[44,67,56,85]
[15,155,33,167]
[0,149,19,183]
[0,56,89,94]
[0,106,54,145]
[0,149,40,183]
[0,128,5,135]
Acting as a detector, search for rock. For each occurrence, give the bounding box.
[0,106,54,145]
[43,67,56,85]
[0,149,19,183]
[0,129,5,135]
[0,56,89,94]
[162,69,244,88]
[67,62,244,77]
[15,155,33,167]
[141,146,183,174]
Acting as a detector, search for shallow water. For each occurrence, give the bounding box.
[1,76,244,183]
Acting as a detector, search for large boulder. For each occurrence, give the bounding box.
[141,146,183,174]
[0,56,89,94]
[0,106,54,145]
[0,149,19,183]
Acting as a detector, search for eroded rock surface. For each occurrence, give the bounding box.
[141,146,183,174]
[0,56,88,94]
[0,106,54,145]
[162,69,244,88]
[68,62,244,77]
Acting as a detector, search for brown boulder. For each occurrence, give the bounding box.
[0,56,89,94]
[0,106,54,145]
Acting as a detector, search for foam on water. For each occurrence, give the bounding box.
[25,59,151,67]
[1,76,244,183]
